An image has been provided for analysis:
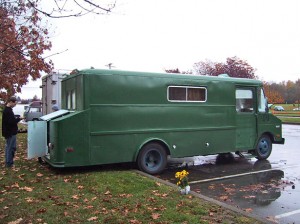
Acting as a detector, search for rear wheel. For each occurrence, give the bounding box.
[255,135,272,160]
[137,143,167,174]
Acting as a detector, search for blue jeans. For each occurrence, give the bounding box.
[5,135,17,167]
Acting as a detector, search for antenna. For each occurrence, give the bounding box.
[105,63,115,69]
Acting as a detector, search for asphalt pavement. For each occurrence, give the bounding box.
[155,124,300,224]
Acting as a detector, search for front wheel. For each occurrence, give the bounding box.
[137,143,167,175]
[255,135,272,160]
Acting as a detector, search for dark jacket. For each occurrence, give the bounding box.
[2,106,21,139]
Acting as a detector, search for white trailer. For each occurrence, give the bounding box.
[41,72,67,115]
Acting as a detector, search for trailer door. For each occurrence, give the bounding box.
[235,88,257,150]
[28,121,47,159]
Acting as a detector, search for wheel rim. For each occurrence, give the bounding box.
[144,149,162,171]
[258,138,270,156]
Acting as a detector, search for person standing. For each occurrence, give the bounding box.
[2,96,22,167]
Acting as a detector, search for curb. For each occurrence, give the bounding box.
[135,170,275,224]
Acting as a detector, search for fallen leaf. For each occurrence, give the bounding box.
[266,216,277,222]
[17,174,25,181]
[8,218,23,224]
[208,185,215,190]
[243,195,256,199]
[155,182,161,186]
[244,208,253,213]
[25,197,34,203]
[11,183,20,188]
[72,195,79,200]
[129,219,141,224]
[119,194,133,198]
[219,195,228,201]
[87,216,98,221]
[148,197,156,202]
[151,213,160,220]
[36,208,47,213]
[22,186,33,192]
[104,191,111,195]
[36,173,43,177]
[46,187,54,191]
[77,185,84,189]
[101,208,108,214]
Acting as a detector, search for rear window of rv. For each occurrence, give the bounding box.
[168,86,207,102]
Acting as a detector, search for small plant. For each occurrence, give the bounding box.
[175,170,189,189]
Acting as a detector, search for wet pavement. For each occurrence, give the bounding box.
[156,124,300,224]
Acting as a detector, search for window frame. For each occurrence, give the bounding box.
[235,88,254,113]
[66,89,76,110]
[167,86,207,103]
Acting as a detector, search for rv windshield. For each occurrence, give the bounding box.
[258,88,268,113]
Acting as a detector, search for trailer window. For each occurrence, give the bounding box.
[29,107,41,113]
[236,89,254,113]
[71,90,76,110]
[67,90,76,110]
[168,86,206,102]
[67,92,71,109]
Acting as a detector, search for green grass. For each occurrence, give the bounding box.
[269,104,300,124]
[0,117,261,223]
[270,103,300,111]
[278,117,300,124]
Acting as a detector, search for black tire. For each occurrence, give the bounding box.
[255,135,272,160]
[137,143,167,175]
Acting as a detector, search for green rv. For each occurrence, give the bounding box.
[28,69,284,174]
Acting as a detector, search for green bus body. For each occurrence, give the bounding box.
[29,69,284,174]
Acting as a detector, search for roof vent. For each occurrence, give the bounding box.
[218,74,229,78]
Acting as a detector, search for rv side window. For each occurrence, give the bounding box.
[236,89,254,113]
[168,86,206,102]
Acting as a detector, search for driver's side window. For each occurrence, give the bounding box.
[236,88,254,113]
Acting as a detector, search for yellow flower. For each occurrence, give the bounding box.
[175,170,189,188]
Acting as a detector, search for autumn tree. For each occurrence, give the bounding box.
[295,79,300,107]
[193,56,257,79]
[263,82,284,104]
[0,0,53,100]
[0,0,116,101]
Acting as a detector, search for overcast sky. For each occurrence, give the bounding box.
[19,0,300,99]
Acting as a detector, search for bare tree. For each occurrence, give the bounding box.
[27,0,116,18]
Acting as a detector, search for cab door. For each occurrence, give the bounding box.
[235,87,257,150]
